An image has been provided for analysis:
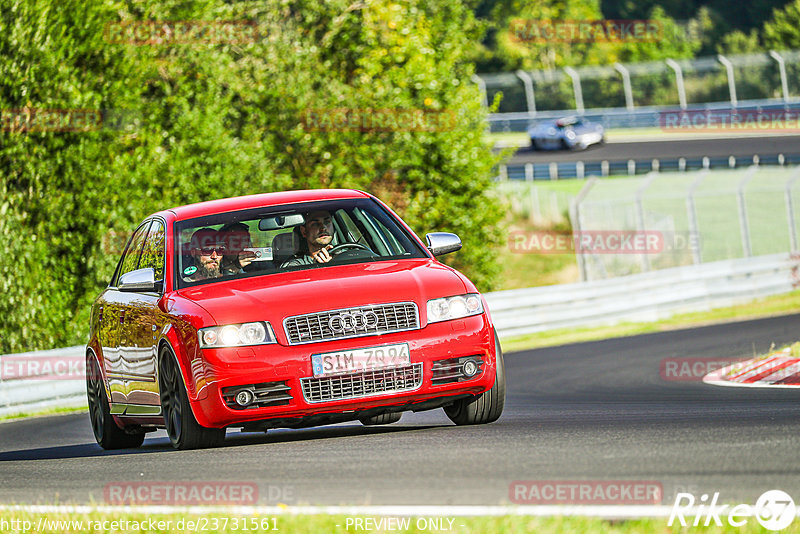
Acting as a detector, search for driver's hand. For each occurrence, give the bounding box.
[238,250,256,268]
[311,245,333,264]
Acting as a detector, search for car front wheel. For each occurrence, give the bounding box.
[158,347,225,450]
[444,333,506,425]
[86,354,145,450]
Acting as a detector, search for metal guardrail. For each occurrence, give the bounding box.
[499,153,800,181]
[1,252,797,415]
[485,253,799,338]
[0,346,86,417]
[488,99,800,133]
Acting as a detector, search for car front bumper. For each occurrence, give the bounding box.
[190,315,497,428]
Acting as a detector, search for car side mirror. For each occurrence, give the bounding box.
[119,267,158,292]
[426,232,462,256]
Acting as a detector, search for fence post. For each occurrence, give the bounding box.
[614,63,635,111]
[717,55,738,108]
[666,59,687,110]
[737,166,758,258]
[499,164,508,181]
[471,74,488,109]
[564,66,584,114]
[785,167,800,253]
[636,172,659,272]
[769,51,790,102]
[686,170,708,265]
[571,177,598,282]
[516,70,537,116]
[549,162,558,180]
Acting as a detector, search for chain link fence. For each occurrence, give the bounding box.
[571,166,800,280]
[478,49,800,131]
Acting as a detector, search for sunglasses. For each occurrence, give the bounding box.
[198,246,226,255]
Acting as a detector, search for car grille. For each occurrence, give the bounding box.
[300,363,423,403]
[284,302,419,344]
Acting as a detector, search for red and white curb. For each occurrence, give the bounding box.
[703,348,800,388]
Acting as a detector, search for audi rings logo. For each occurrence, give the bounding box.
[328,311,380,333]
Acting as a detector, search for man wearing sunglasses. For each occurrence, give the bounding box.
[185,228,224,281]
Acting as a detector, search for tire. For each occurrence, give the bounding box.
[444,333,506,425]
[86,354,145,450]
[529,138,537,150]
[158,347,225,450]
[359,412,402,426]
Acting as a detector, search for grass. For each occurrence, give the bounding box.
[0,404,87,423]
[0,509,793,533]
[501,288,800,353]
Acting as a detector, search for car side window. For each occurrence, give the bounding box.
[140,220,165,281]
[114,221,152,286]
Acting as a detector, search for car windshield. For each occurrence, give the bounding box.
[175,198,428,288]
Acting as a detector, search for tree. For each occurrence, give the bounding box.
[0,0,505,352]
[764,0,800,49]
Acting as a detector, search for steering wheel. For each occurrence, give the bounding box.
[328,242,372,255]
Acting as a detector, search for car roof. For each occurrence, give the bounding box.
[555,116,580,126]
[157,189,371,221]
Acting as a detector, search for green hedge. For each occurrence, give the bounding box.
[0,0,505,353]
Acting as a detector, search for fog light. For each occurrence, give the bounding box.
[463,360,478,377]
[235,389,255,407]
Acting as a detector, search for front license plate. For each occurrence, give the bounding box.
[311,343,411,378]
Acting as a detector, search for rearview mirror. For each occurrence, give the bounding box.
[259,213,305,231]
[425,232,462,256]
[119,267,158,292]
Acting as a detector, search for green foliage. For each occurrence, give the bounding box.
[0,0,505,353]
[764,0,800,49]
[472,0,702,73]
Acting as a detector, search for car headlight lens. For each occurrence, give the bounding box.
[198,321,277,348]
[427,294,483,323]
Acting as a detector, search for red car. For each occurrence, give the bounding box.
[86,189,504,450]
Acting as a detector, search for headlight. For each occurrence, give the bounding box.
[198,321,277,348]
[427,294,484,323]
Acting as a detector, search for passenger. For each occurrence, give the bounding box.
[184,228,223,281]
[281,210,335,267]
[219,222,255,275]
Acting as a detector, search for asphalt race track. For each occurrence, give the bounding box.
[1,314,799,507]
[509,134,800,164]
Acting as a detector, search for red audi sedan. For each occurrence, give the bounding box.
[86,189,504,450]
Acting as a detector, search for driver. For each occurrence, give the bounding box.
[184,228,223,281]
[281,210,335,267]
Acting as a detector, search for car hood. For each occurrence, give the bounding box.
[175,258,467,329]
